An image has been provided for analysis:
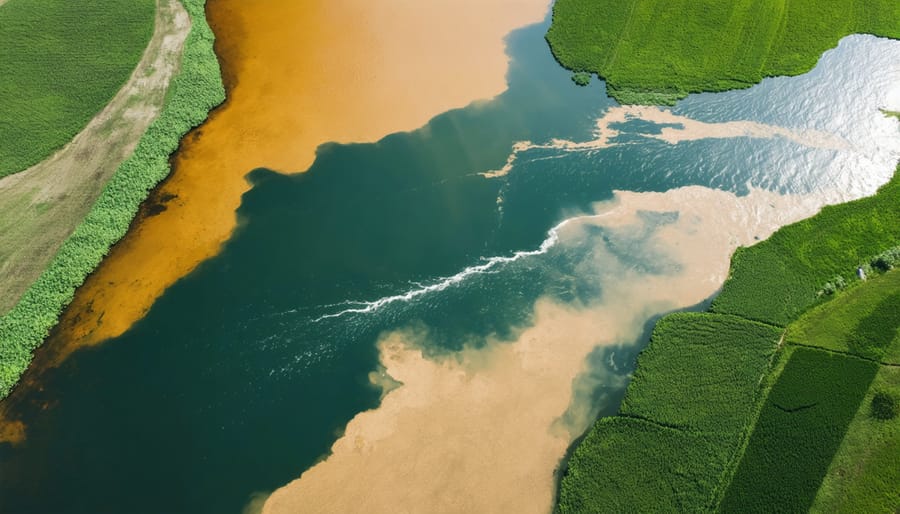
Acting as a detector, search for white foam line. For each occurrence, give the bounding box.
[312,214,606,322]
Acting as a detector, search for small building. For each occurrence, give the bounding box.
[857,267,867,281]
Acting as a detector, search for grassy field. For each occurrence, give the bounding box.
[711,168,900,326]
[546,0,900,104]
[558,162,900,512]
[718,347,879,513]
[787,269,900,362]
[0,0,155,177]
[811,364,900,513]
[0,0,191,317]
[0,0,224,399]
[557,313,780,512]
[793,271,900,513]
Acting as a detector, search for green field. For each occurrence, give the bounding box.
[558,313,780,512]
[546,0,900,104]
[559,163,900,512]
[0,0,156,177]
[787,269,900,362]
[711,169,900,326]
[811,365,900,513]
[0,0,224,399]
[719,348,879,513]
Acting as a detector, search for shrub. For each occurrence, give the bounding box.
[570,71,591,86]
[871,391,897,420]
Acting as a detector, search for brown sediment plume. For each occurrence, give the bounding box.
[261,185,832,514]
[481,106,850,177]
[0,0,551,446]
[36,0,551,360]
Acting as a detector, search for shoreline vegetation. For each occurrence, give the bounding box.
[558,164,900,512]
[29,0,552,363]
[546,0,900,104]
[0,0,224,398]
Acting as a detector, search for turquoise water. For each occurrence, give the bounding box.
[1,14,899,514]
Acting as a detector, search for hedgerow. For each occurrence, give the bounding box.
[0,0,224,398]
[546,0,900,105]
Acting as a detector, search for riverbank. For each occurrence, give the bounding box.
[40,0,552,363]
[0,0,190,315]
[558,163,900,512]
[261,185,829,514]
[0,0,224,399]
[546,0,900,104]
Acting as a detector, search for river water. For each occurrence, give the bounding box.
[0,13,899,514]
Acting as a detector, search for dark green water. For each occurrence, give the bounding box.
[1,14,899,514]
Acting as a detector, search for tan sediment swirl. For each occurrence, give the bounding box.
[262,185,832,514]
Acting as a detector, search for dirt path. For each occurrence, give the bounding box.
[0,0,189,314]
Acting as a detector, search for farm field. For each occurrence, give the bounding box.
[718,347,879,513]
[1,0,899,511]
[557,313,781,512]
[786,268,900,363]
[546,0,900,104]
[811,364,900,513]
[559,164,900,512]
[0,0,223,398]
[0,0,155,177]
[0,0,188,316]
[711,167,900,326]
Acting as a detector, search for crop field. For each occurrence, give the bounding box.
[620,313,779,437]
[787,269,900,362]
[718,347,878,513]
[558,313,780,512]
[0,0,224,399]
[546,0,900,104]
[812,365,900,513]
[711,168,900,326]
[558,417,724,513]
[0,0,155,177]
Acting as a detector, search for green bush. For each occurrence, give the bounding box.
[546,0,900,104]
[0,0,225,399]
[871,391,898,420]
[0,0,155,177]
[570,71,591,86]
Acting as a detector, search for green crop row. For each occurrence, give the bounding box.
[711,168,900,326]
[718,347,878,513]
[0,0,155,177]
[0,0,225,399]
[557,313,781,512]
[546,0,900,104]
